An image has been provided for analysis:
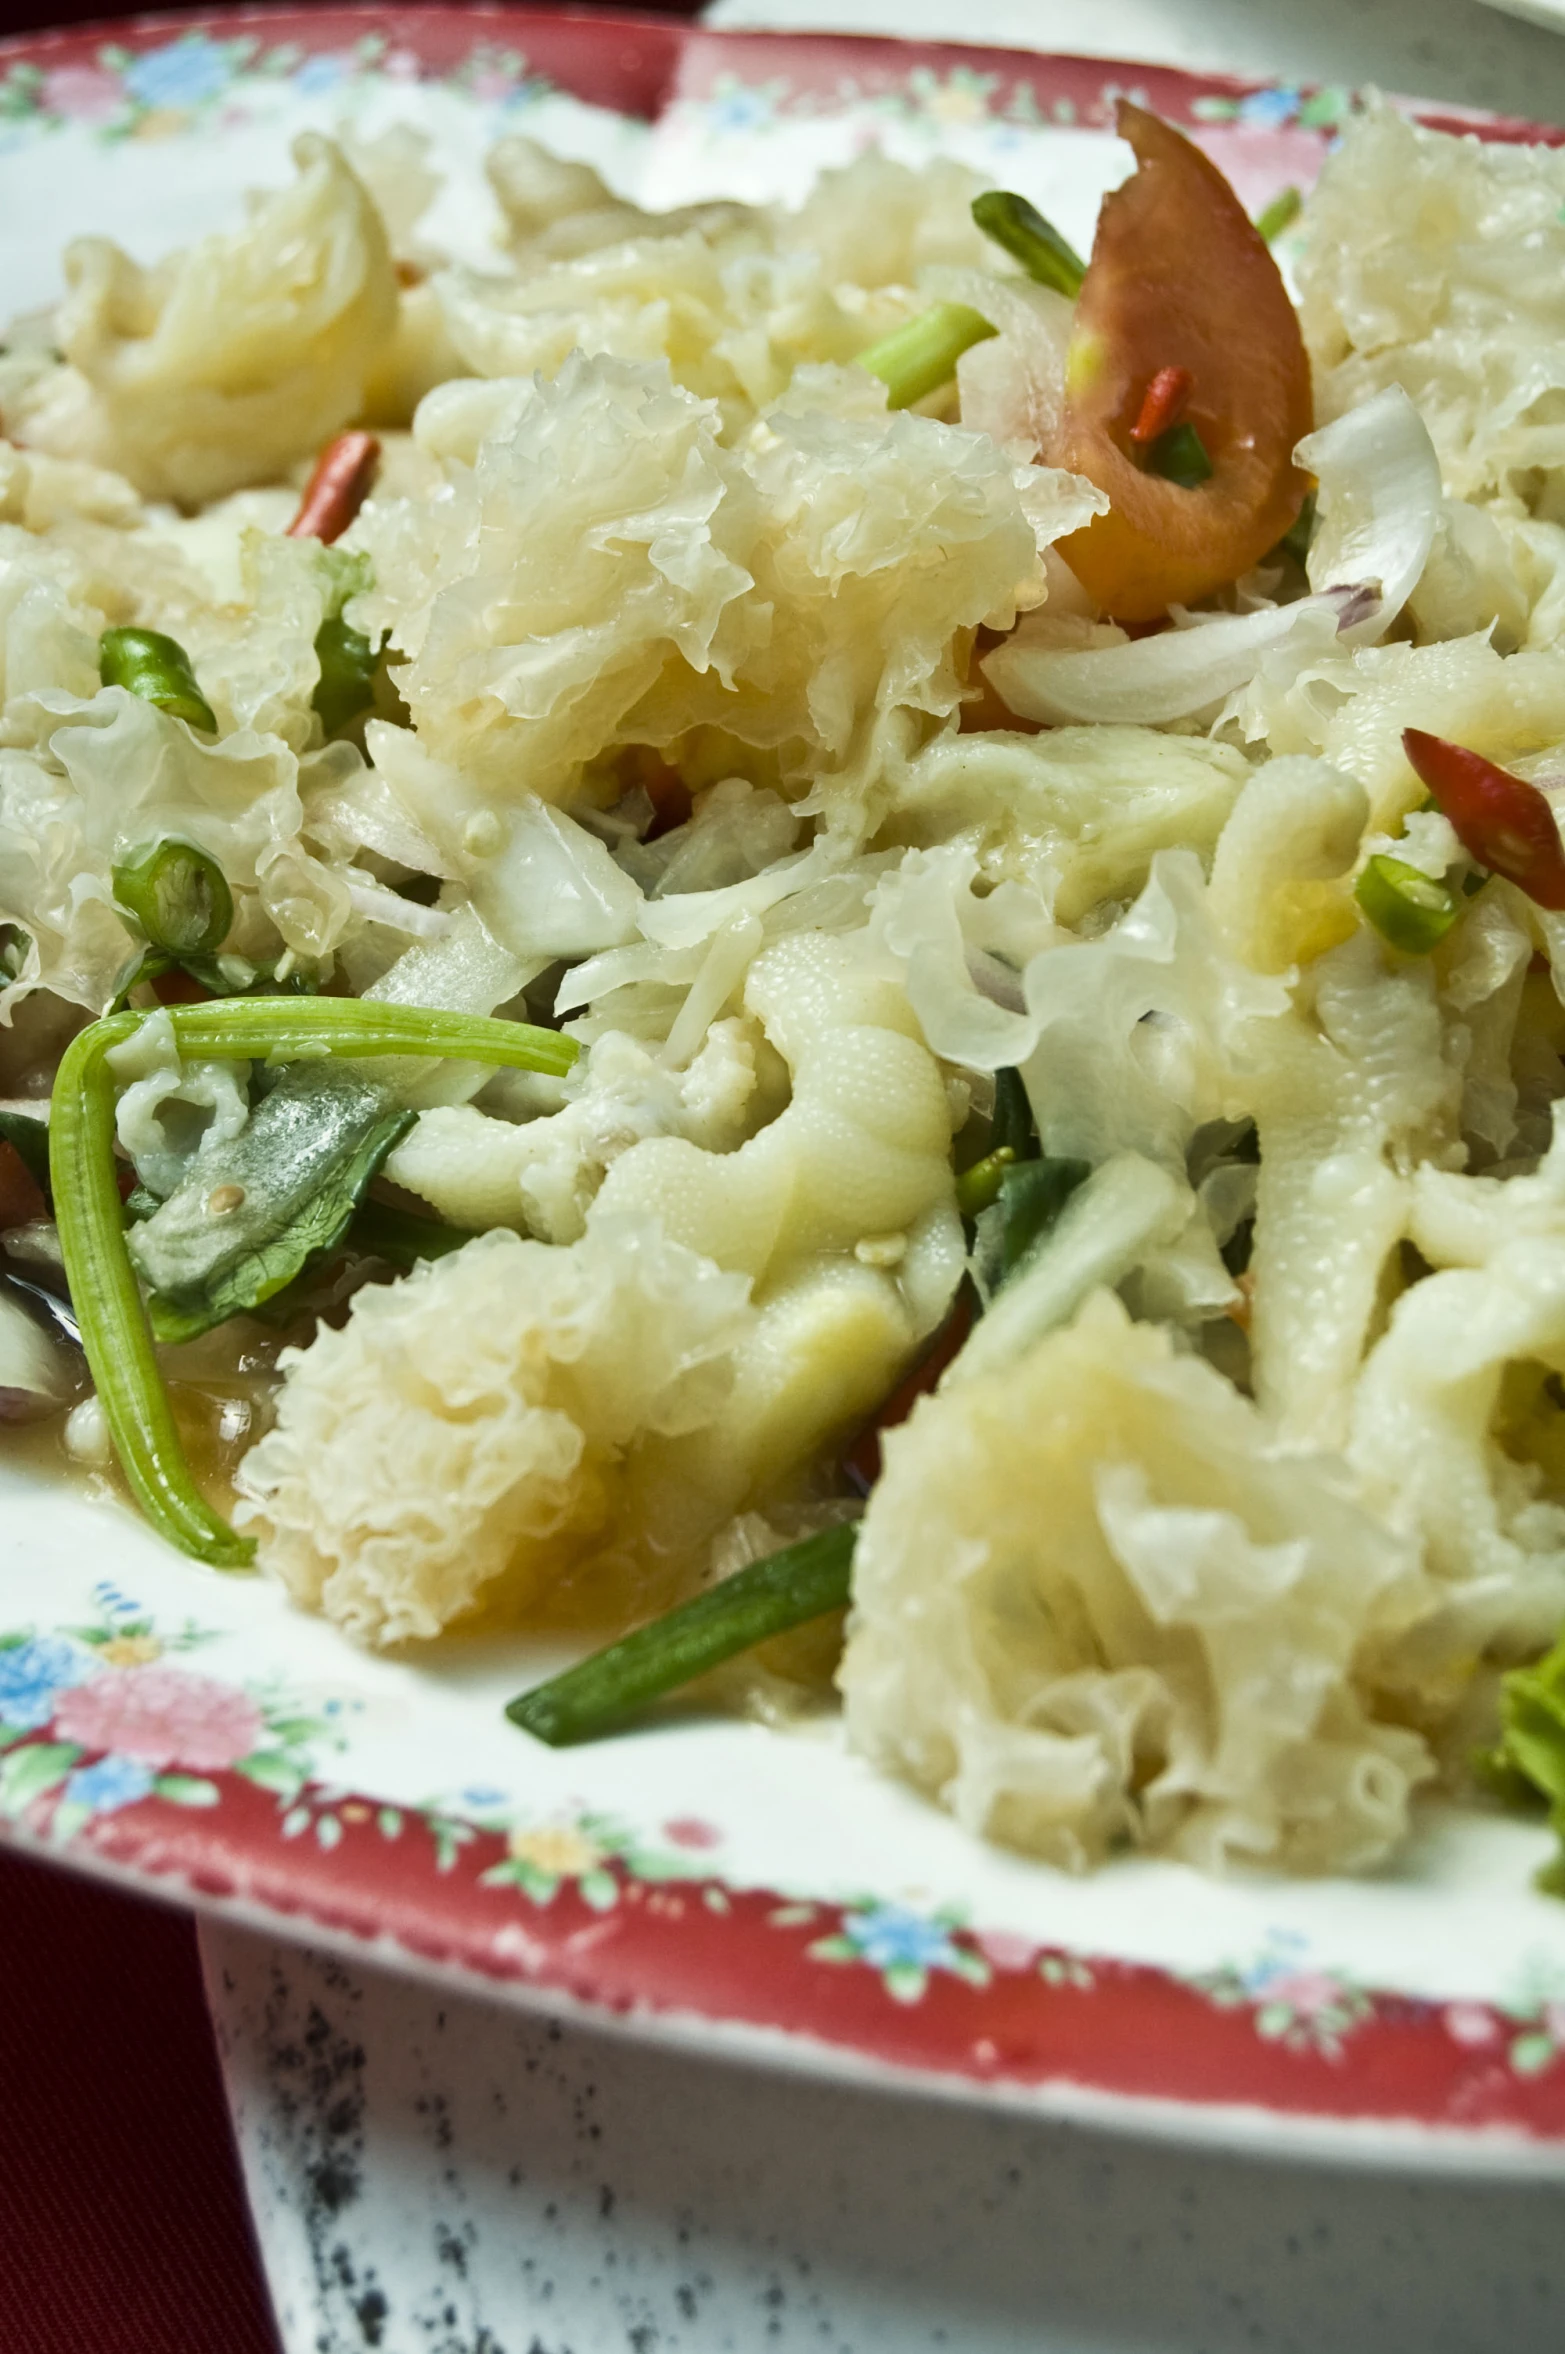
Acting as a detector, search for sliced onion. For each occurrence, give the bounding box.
[0,1281,75,1423]
[982,595,1350,726]
[1297,385,1443,645]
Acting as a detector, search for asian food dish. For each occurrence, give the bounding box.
[7,95,1565,1889]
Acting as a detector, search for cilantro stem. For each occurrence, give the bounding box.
[507,1523,857,1746]
[50,1021,254,1567]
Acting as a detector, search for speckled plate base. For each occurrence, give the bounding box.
[6,6,1565,2172]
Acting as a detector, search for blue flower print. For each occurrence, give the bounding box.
[291,53,347,99]
[1237,85,1301,130]
[840,1904,963,1974]
[64,1755,155,1815]
[0,1636,82,1730]
[123,38,230,114]
[809,1900,990,2000]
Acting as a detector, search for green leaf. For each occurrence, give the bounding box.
[806,1935,859,1964]
[377,1807,404,1840]
[1510,2031,1557,2076]
[232,1750,306,1797]
[578,1869,619,1912]
[133,1066,415,1343]
[884,1963,928,2004]
[50,1798,93,1843]
[153,1773,220,1807]
[951,1950,991,1988]
[0,1741,81,1818]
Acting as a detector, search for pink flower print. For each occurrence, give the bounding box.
[662,1816,721,1851]
[1443,2002,1500,2049]
[973,1929,1042,1972]
[53,1665,263,1772]
[40,65,123,124]
[1263,1969,1340,2019]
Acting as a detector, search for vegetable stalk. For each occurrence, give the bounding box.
[858,303,996,409]
[970,189,1086,297]
[507,1524,857,1746]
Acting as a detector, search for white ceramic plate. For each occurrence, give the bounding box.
[5,5,1565,2172]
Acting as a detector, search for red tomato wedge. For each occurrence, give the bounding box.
[1050,104,1313,623]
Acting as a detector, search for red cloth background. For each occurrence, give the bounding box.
[0,1847,283,2354]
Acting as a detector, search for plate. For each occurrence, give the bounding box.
[5,4,1565,2172]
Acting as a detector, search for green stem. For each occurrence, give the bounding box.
[50,1023,254,1568]
[970,189,1086,297]
[1254,186,1302,243]
[507,1523,857,1746]
[86,997,578,1077]
[858,303,996,410]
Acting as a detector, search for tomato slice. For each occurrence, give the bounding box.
[1050,104,1313,623]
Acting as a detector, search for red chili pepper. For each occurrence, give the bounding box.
[0,1140,44,1232]
[1402,729,1565,912]
[842,1288,974,1496]
[286,431,381,545]
[1128,365,1194,446]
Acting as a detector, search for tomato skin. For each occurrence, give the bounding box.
[1051,104,1314,623]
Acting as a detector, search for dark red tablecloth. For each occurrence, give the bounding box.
[0,1847,282,2354]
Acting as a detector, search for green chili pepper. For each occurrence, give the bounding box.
[49,999,580,1566]
[99,627,217,733]
[112,839,234,959]
[507,1522,857,1747]
[970,189,1087,298]
[955,1144,1016,1219]
[1146,421,1214,488]
[1254,186,1302,243]
[1355,853,1461,956]
[312,612,382,739]
[858,303,997,410]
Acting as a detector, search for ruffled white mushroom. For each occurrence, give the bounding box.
[8,136,397,505]
[841,1290,1431,1875]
